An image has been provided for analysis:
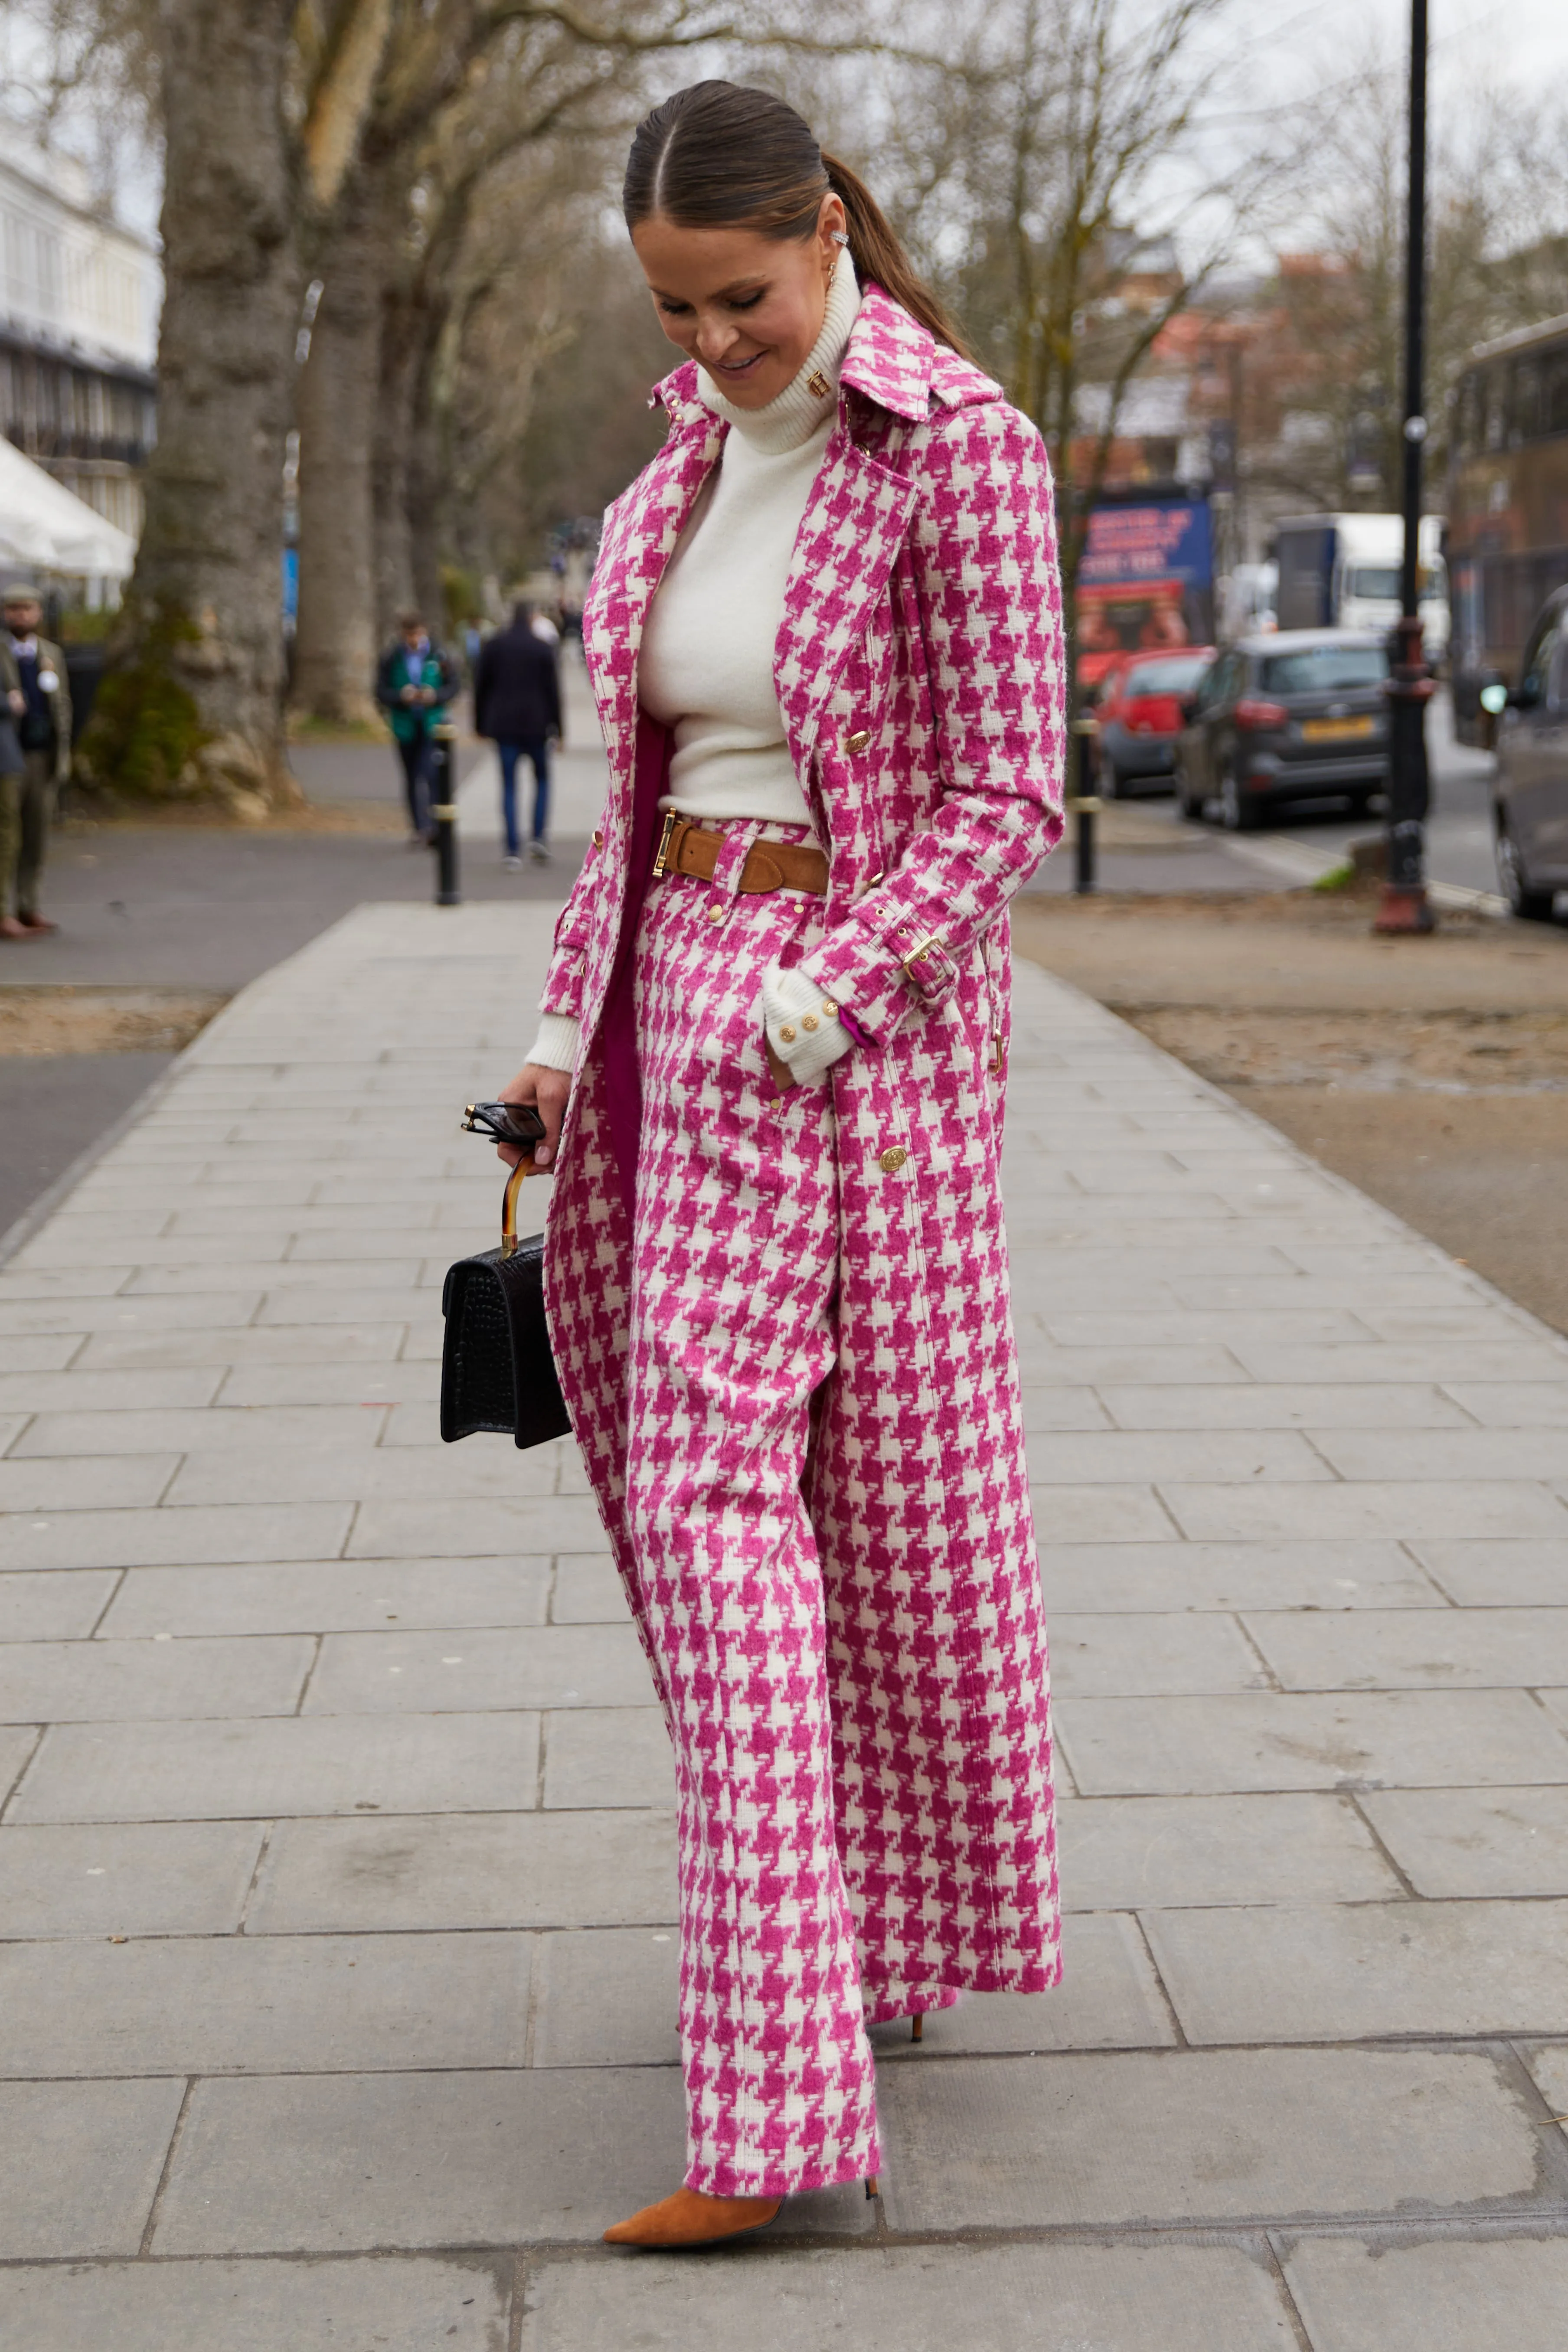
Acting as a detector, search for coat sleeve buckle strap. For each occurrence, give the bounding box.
[898,930,959,999]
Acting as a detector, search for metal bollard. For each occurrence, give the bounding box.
[430,723,461,907]
[1068,795,1101,894]
[1068,713,1101,895]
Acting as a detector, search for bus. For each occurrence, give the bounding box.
[1448,313,1568,746]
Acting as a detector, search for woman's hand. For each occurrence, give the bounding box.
[498,1062,571,1170]
[764,1033,795,1094]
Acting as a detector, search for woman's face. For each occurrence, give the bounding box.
[631,193,846,409]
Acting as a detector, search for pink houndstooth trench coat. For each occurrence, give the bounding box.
[539,284,1068,2006]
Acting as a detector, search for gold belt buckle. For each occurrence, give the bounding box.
[901,931,944,981]
[652,809,678,880]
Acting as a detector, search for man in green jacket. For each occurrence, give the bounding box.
[374,610,458,845]
[2,585,72,940]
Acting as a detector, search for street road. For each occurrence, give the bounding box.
[1138,689,1504,901]
[1265,687,1500,898]
[1048,686,1514,908]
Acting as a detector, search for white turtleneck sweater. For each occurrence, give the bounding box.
[525,253,862,1086]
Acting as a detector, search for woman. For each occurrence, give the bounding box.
[497,80,1065,2247]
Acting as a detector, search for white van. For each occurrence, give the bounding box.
[1274,514,1449,663]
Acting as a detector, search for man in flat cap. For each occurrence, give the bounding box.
[1,584,72,940]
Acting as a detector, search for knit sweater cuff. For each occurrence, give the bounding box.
[525,1012,581,1075]
[761,963,855,1086]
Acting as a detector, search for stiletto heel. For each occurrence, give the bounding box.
[865,2174,880,2200]
[911,2012,924,2043]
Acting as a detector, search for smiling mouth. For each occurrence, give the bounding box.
[712,350,768,377]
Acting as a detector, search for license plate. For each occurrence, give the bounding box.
[1302,715,1375,742]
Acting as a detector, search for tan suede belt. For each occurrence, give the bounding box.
[652,812,829,897]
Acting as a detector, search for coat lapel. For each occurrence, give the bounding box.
[577,377,722,1053]
[773,287,936,783]
[582,391,724,804]
[774,428,921,785]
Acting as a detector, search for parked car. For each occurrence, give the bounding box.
[1093,647,1215,797]
[1174,630,1390,831]
[1486,587,1568,921]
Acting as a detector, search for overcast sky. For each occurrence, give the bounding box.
[1338,0,1568,83]
[1256,0,1568,121]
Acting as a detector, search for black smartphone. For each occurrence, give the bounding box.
[462,1101,547,1145]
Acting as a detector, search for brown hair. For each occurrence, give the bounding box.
[623,80,973,361]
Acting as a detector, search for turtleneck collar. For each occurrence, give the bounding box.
[698,250,862,456]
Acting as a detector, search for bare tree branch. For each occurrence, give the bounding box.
[302,0,396,209]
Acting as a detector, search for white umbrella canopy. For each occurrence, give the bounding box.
[0,435,137,581]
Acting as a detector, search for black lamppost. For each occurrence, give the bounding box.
[1375,0,1437,934]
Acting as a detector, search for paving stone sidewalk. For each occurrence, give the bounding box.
[3,899,1568,2349]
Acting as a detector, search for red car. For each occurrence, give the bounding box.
[1093,647,1216,798]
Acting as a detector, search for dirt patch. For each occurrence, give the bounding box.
[1011,888,1568,1338]
[1010,888,1568,1015]
[59,801,405,837]
[0,987,229,1057]
[1124,1006,1568,1094]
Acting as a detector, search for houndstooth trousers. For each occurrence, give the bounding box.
[627,822,882,2198]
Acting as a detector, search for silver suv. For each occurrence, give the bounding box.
[1489,588,1568,921]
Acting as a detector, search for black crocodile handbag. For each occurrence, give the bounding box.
[440,1106,571,1450]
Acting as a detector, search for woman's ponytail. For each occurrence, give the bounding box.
[822,152,975,362]
[624,81,974,361]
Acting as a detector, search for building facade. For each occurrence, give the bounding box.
[0,140,160,542]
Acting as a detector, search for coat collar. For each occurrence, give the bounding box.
[650,283,937,433]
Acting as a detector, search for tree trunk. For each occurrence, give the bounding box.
[372,309,421,640]
[292,164,387,724]
[373,263,453,644]
[82,0,301,809]
[407,318,449,634]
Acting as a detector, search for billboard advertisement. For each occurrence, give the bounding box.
[1078,498,1213,684]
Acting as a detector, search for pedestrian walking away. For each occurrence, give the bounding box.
[494,80,1067,2250]
[474,600,563,868]
[0,584,71,940]
[374,611,458,844]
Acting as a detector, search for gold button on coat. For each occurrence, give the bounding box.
[802,1014,819,1032]
[878,1146,908,1174]
[844,728,872,753]
[780,1025,796,1043]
